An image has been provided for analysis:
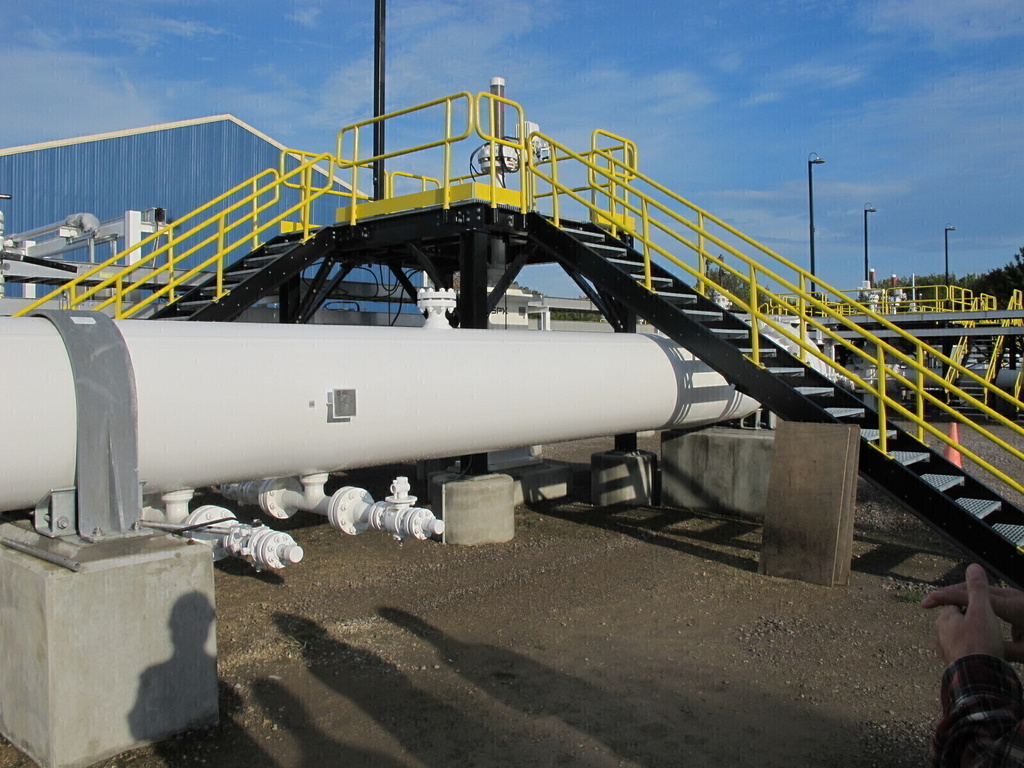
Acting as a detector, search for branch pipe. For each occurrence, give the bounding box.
[220,475,444,541]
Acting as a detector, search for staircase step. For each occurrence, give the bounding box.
[890,451,929,466]
[766,367,805,376]
[226,267,264,281]
[606,256,644,267]
[562,227,605,242]
[993,523,1024,547]
[655,291,696,305]
[710,327,749,339]
[795,386,835,397]
[682,309,723,321]
[826,407,865,419]
[922,473,966,492]
[957,497,1002,519]
[631,274,673,284]
[589,242,629,256]
[861,428,897,442]
[738,347,777,358]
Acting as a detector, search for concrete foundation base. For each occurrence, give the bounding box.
[505,461,574,505]
[0,524,217,768]
[759,422,860,587]
[591,450,658,507]
[430,474,515,545]
[661,427,776,518]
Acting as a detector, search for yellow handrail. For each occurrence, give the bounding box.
[335,92,475,223]
[14,151,354,319]
[524,131,1024,496]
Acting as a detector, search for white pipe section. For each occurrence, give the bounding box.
[0,318,760,512]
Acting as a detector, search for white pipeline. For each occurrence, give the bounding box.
[0,317,760,512]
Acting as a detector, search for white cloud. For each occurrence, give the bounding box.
[289,5,322,29]
[867,0,1024,43]
[0,47,163,146]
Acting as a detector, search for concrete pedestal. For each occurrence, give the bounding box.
[661,427,775,518]
[431,474,515,545]
[0,525,217,768]
[591,450,658,507]
[759,422,860,587]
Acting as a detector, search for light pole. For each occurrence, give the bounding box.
[944,224,956,289]
[373,0,386,201]
[807,153,825,292]
[863,204,876,284]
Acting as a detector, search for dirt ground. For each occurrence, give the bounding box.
[0,434,974,768]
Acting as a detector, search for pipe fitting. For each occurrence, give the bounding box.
[181,504,304,571]
[325,476,444,540]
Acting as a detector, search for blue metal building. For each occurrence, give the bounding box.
[0,115,332,233]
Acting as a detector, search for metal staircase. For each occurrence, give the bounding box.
[147,230,331,321]
[525,214,1024,587]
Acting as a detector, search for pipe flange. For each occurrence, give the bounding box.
[326,486,372,535]
[182,504,238,560]
[258,477,303,519]
[247,526,304,570]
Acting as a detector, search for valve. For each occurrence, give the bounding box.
[326,476,444,540]
[181,505,304,571]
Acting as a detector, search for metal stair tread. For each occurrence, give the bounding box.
[957,497,1002,519]
[993,523,1024,547]
[710,327,749,338]
[921,473,966,492]
[655,291,696,304]
[861,428,897,441]
[890,451,929,466]
[766,367,805,376]
[588,242,628,254]
[795,386,835,396]
[825,406,865,419]
[682,309,723,320]
[561,227,605,242]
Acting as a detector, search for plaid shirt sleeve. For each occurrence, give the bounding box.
[933,654,1024,767]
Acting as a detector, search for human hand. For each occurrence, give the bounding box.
[930,564,1005,666]
[923,568,1024,662]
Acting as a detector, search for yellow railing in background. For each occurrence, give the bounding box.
[524,128,1024,498]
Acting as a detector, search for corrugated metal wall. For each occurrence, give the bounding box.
[0,118,340,234]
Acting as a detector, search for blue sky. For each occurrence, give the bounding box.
[2,0,1023,296]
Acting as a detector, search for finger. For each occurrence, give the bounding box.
[922,583,968,609]
[964,564,991,616]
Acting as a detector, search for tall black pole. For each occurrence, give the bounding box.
[807,153,824,294]
[373,0,386,201]
[944,225,955,305]
[863,205,876,284]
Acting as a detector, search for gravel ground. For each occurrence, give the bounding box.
[0,429,1002,768]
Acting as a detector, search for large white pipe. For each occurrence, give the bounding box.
[0,317,759,511]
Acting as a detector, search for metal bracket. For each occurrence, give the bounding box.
[32,310,141,541]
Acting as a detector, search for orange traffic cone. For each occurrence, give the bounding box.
[943,422,963,468]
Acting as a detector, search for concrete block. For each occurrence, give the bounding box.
[505,461,574,505]
[661,427,775,518]
[0,525,217,768]
[759,422,860,587]
[435,474,515,545]
[591,450,658,507]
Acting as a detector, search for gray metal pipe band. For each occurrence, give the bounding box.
[32,310,140,541]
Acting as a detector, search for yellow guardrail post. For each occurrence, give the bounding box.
[915,345,926,442]
[875,342,888,454]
